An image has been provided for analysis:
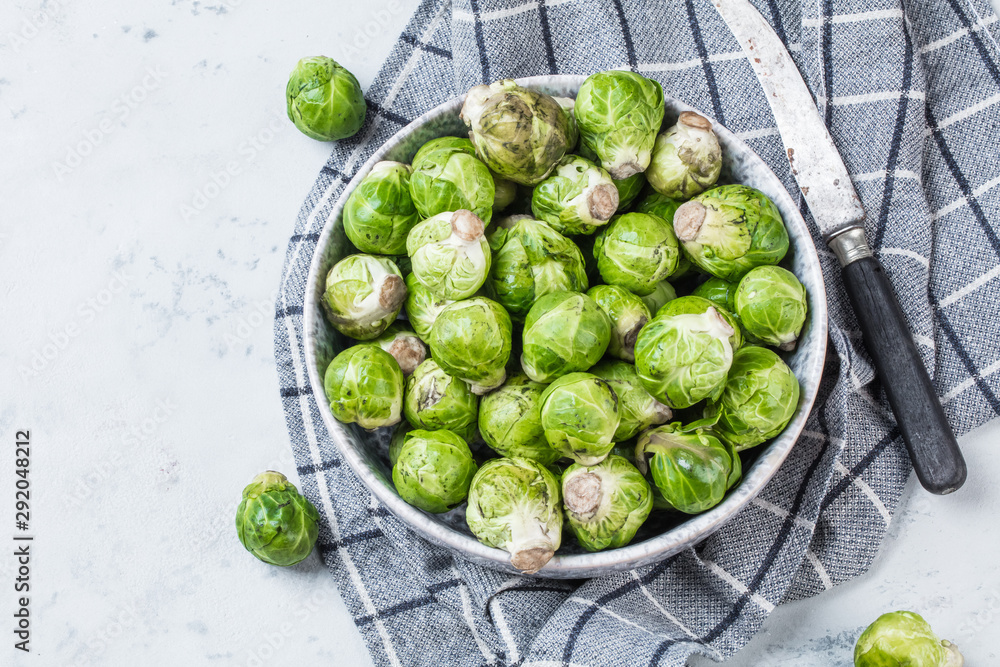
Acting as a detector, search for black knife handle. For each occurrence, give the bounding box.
[831,229,967,494]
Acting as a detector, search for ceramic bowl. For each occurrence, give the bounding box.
[303,75,828,578]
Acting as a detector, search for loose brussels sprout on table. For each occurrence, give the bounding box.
[594,212,681,296]
[574,70,665,179]
[587,285,651,363]
[342,161,420,255]
[409,136,496,224]
[322,254,407,340]
[429,296,512,394]
[461,79,574,186]
[539,372,620,466]
[324,345,405,429]
[487,216,589,320]
[855,611,964,667]
[404,359,479,441]
[531,155,619,236]
[647,111,722,199]
[673,184,789,281]
[236,471,320,567]
[562,455,652,551]
[591,360,672,441]
[369,324,427,376]
[478,374,560,464]
[734,265,808,350]
[407,209,492,300]
[467,457,563,573]
[521,290,611,383]
[393,428,479,513]
[286,56,367,141]
[635,423,736,514]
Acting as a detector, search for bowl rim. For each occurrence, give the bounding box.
[303,74,828,577]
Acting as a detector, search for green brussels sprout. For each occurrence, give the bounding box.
[587,285,651,362]
[634,297,737,408]
[466,457,563,573]
[734,265,808,351]
[369,324,427,375]
[322,255,406,340]
[539,372,620,466]
[855,611,964,667]
[403,273,454,340]
[673,184,789,281]
[707,346,800,451]
[521,291,611,383]
[388,422,411,467]
[404,359,479,441]
[342,161,420,255]
[460,80,573,186]
[656,295,742,350]
[492,171,518,212]
[594,212,680,296]
[692,276,738,314]
[639,280,677,316]
[574,71,665,179]
[635,190,684,222]
[487,216,589,320]
[647,112,722,199]
[407,209,492,300]
[324,345,405,429]
[236,471,320,566]
[553,96,579,151]
[409,137,495,224]
[429,297,512,394]
[613,173,647,210]
[530,155,619,236]
[635,423,735,514]
[591,360,672,441]
[392,428,478,513]
[562,455,652,551]
[286,56,366,141]
[478,374,560,464]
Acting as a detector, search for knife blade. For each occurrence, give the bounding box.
[710,0,967,494]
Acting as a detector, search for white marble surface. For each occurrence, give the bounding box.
[1,0,997,665]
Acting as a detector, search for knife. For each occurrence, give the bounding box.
[710,0,966,494]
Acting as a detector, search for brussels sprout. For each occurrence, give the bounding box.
[574,71,665,179]
[429,297,512,394]
[692,276,738,314]
[594,212,680,296]
[656,295,742,350]
[521,291,611,383]
[369,324,427,375]
[409,137,495,224]
[236,471,320,566]
[591,360,672,441]
[388,422,411,467]
[540,372,620,466]
[460,80,573,186]
[531,156,619,236]
[639,280,677,315]
[673,184,789,281]
[404,359,479,441]
[562,455,652,551]
[407,210,492,300]
[342,161,420,255]
[647,112,722,199]
[634,297,736,408]
[707,346,799,451]
[613,173,646,210]
[487,216,589,320]
[322,255,406,340]
[286,56,366,141]
[324,345,405,429]
[635,190,684,222]
[492,171,518,212]
[587,285,651,362]
[404,273,454,340]
[478,374,559,464]
[734,266,808,351]
[855,611,964,667]
[635,423,735,514]
[392,428,478,513]
[553,96,579,151]
[466,457,563,573]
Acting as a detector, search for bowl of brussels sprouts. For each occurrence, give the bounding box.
[303,73,828,578]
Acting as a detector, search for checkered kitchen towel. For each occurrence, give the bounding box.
[273,0,1000,664]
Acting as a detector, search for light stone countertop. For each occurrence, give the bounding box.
[1,0,996,665]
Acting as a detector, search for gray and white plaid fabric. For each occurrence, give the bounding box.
[273,0,1000,664]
